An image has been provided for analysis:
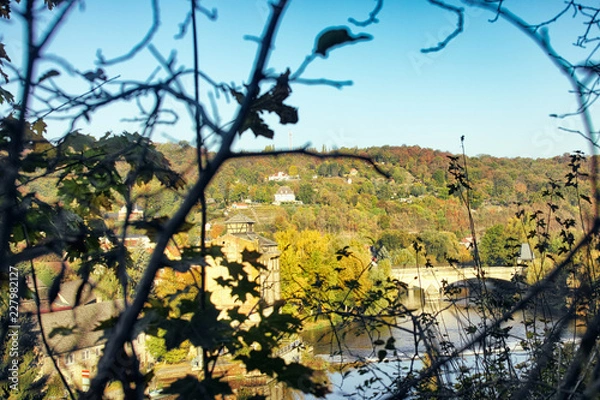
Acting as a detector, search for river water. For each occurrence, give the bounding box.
[298,293,581,399]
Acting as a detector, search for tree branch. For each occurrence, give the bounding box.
[228,147,391,178]
[348,0,383,27]
[96,0,160,66]
[82,1,290,397]
[421,0,464,53]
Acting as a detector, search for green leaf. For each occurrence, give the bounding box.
[21,151,49,172]
[160,297,227,350]
[240,249,266,270]
[0,42,10,84]
[178,299,198,316]
[344,279,360,290]
[11,224,25,243]
[142,370,155,386]
[167,260,192,273]
[131,217,168,241]
[230,275,259,301]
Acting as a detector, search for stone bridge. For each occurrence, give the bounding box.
[391,265,527,300]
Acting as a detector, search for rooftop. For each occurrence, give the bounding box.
[275,186,294,194]
[38,299,125,354]
[225,214,255,225]
[230,232,278,249]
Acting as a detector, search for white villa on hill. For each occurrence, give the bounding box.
[268,171,291,181]
[273,186,295,204]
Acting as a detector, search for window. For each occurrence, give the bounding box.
[65,354,75,365]
[82,349,90,360]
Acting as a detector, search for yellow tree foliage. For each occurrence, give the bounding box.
[276,228,373,313]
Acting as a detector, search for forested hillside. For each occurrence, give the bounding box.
[27,141,588,269]
[138,143,591,268]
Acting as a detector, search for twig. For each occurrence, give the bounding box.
[96,0,160,66]
[227,147,391,178]
[559,126,600,149]
[348,0,383,27]
[190,0,204,173]
[292,77,353,89]
[421,0,464,53]
[465,0,600,230]
[38,75,120,120]
[175,2,217,40]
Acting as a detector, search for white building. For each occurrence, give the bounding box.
[268,171,291,181]
[274,186,295,204]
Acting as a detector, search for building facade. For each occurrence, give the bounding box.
[208,214,281,316]
[274,186,295,204]
[37,299,148,391]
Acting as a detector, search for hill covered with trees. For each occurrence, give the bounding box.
[141,143,592,269]
[28,141,586,271]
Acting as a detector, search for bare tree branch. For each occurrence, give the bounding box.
[227,147,391,178]
[174,1,217,40]
[348,0,383,27]
[23,218,76,400]
[96,0,160,66]
[559,126,600,149]
[292,77,353,88]
[422,0,464,53]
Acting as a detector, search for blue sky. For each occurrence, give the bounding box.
[2,0,597,158]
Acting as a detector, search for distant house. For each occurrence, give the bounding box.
[37,299,149,391]
[118,204,144,221]
[22,278,99,313]
[123,234,151,249]
[100,232,172,261]
[268,171,291,181]
[274,186,295,204]
[26,279,149,391]
[231,202,249,210]
[460,236,474,249]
